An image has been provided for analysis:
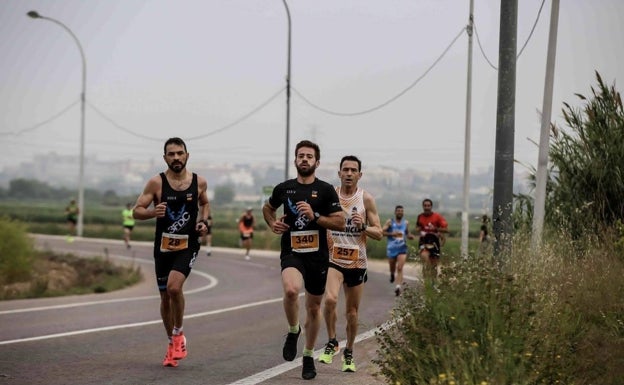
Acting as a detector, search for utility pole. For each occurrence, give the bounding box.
[282,0,292,180]
[492,0,518,261]
[461,0,475,257]
[532,0,560,250]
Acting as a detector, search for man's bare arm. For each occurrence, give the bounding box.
[133,176,163,220]
[362,191,383,241]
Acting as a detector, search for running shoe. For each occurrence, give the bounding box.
[172,333,187,360]
[162,343,178,367]
[342,350,356,372]
[282,326,301,361]
[318,339,340,364]
[395,286,401,297]
[302,356,317,380]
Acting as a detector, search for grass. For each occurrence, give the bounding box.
[1,251,142,300]
[374,228,624,385]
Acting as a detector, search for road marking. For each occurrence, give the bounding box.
[0,294,303,346]
[0,254,217,315]
[227,320,394,385]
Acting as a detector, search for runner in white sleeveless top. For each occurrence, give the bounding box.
[320,155,383,373]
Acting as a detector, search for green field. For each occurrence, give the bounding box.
[1,199,484,260]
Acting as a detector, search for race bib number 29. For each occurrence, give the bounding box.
[160,232,189,252]
[290,230,319,253]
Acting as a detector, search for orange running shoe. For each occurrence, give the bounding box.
[162,343,178,367]
[172,333,187,360]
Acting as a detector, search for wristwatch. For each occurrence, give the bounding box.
[361,223,367,231]
[313,212,320,221]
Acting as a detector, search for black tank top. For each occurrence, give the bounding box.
[154,172,200,252]
[242,215,254,228]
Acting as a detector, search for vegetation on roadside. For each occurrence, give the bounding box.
[375,229,624,385]
[0,216,141,300]
[375,73,624,384]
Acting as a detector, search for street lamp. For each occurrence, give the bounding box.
[27,10,86,237]
[282,0,292,180]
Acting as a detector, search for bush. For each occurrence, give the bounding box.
[375,230,624,385]
[0,216,34,284]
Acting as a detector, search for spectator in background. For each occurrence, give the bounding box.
[382,205,415,296]
[65,199,79,242]
[415,198,448,284]
[238,207,255,260]
[478,214,491,254]
[122,202,135,249]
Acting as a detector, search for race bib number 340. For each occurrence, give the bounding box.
[160,232,189,252]
[290,230,319,253]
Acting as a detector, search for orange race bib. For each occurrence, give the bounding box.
[332,244,359,263]
[160,232,189,252]
[290,230,320,253]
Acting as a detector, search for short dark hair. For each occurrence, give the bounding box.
[340,155,361,171]
[295,140,320,160]
[164,137,187,154]
[395,205,404,210]
[422,198,433,206]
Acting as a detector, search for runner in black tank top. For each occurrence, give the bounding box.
[131,137,211,368]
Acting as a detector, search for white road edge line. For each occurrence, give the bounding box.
[227,320,394,385]
[0,254,217,315]
[0,294,304,346]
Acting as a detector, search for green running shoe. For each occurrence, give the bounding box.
[318,339,339,364]
[342,350,356,372]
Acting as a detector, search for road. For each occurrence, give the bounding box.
[0,235,421,385]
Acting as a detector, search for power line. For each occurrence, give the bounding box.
[474,0,546,70]
[0,99,80,136]
[186,87,284,141]
[292,26,467,117]
[517,0,546,59]
[87,101,162,142]
[88,86,284,142]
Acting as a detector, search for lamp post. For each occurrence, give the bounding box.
[28,10,86,237]
[282,0,292,180]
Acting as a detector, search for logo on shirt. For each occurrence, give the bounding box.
[287,197,312,230]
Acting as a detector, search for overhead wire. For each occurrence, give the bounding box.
[186,86,284,141]
[292,26,467,117]
[0,99,80,136]
[474,0,546,70]
[87,86,285,141]
[6,2,547,143]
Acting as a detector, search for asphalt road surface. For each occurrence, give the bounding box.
[0,235,421,385]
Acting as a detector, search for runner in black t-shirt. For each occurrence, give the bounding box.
[263,140,345,380]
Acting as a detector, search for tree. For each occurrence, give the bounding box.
[8,178,53,199]
[545,72,624,236]
[213,184,235,205]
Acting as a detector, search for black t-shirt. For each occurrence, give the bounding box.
[268,178,342,258]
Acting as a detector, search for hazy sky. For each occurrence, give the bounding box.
[1,0,623,177]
